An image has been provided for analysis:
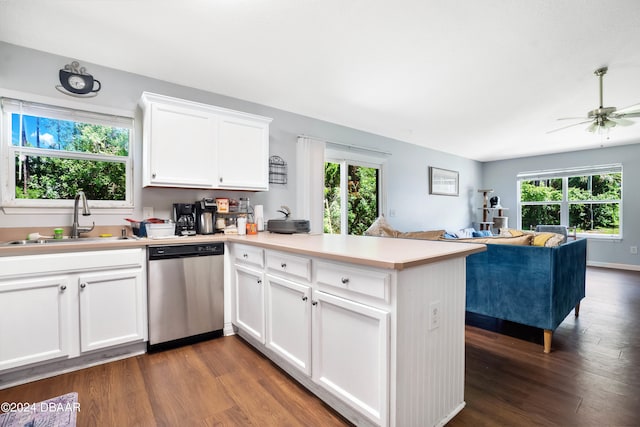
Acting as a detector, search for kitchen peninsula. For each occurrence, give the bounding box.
[227,233,484,427]
[0,231,484,427]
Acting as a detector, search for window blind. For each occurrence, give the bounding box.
[517,164,622,181]
[1,97,133,128]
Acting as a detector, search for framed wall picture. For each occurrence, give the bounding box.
[429,166,459,196]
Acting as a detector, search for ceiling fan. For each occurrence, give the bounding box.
[548,67,640,134]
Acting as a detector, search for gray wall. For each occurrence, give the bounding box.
[483,144,640,268]
[0,42,481,234]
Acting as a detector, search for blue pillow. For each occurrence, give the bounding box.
[472,230,492,237]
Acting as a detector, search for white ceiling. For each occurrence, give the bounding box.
[2,0,640,161]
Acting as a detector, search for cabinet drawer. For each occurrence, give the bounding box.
[233,244,264,268]
[316,261,391,303]
[266,251,311,282]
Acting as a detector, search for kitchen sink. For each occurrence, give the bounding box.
[3,236,138,246]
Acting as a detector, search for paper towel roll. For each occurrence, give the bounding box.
[254,205,264,231]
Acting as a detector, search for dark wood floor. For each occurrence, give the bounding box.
[1,267,638,426]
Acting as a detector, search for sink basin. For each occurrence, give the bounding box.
[3,236,137,246]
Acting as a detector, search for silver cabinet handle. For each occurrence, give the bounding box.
[80,283,87,289]
[302,296,308,301]
[60,285,67,291]
[281,263,287,268]
[341,277,349,284]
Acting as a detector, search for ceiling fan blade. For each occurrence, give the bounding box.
[556,116,589,121]
[547,120,593,134]
[614,111,640,119]
[614,103,640,114]
[609,117,635,126]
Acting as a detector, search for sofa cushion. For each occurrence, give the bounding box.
[398,230,446,240]
[532,232,565,247]
[452,234,533,245]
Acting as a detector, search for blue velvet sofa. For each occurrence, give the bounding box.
[465,238,587,353]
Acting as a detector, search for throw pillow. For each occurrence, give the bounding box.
[364,216,399,237]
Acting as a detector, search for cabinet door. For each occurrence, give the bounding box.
[217,114,270,190]
[234,264,265,343]
[0,277,71,370]
[78,269,146,353]
[312,291,389,426]
[265,274,311,375]
[145,101,217,188]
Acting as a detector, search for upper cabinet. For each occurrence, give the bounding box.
[139,92,272,190]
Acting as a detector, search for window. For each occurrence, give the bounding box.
[1,97,133,210]
[517,164,622,238]
[324,148,384,235]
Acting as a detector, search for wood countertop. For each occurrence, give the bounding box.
[0,232,485,270]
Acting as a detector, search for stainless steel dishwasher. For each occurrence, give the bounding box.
[147,242,224,351]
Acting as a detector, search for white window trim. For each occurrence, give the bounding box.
[325,145,387,235]
[0,90,135,214]
[516,164,623,240]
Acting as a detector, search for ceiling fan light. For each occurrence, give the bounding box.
[603,118,616,129]
[586,122,598,132]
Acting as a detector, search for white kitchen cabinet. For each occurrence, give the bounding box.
[228,239,472,427]
[312,290,389,426]
[139,92,272,190]
[140,92,218,188]
[217,113,271,190]
[231,244,391,426]
[0,248,147,375]
[0,276,72,371]
[265,274,312,375]
[234,263,265,344]
[78,268,145,353]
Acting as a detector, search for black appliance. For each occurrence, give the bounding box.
[267,219,311,234]
[173,203,196,236]
[195,198,217,235]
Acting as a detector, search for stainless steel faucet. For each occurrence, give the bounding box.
[71,190,95,238]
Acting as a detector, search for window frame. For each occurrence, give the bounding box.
[325,146,386,236]
[516,164,623,240]
[0,93,135,214]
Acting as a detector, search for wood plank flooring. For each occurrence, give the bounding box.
[1,266,638,426]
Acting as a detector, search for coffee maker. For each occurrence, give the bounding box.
[195,198,217,234]
[173,203,196,236]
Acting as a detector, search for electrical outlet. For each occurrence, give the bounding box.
[631,246,638,255]
[143,207,154,219]
[429,301,441,331]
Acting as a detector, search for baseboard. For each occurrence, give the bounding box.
[587,261,640,271]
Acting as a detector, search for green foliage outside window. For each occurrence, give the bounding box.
[324,162,379,235]
[520,173,621,234]
[13,115,129,201]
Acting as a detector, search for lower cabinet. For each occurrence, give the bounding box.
[232,245,390,426]
[78,269,145,353]
[0,276,72,371]
[265,274,312,375]
[234,263,265,344]
[0,248,146,373]
[312,290,389,426]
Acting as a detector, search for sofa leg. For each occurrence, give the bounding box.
[543,330,552,353]
[575,302,581,317]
